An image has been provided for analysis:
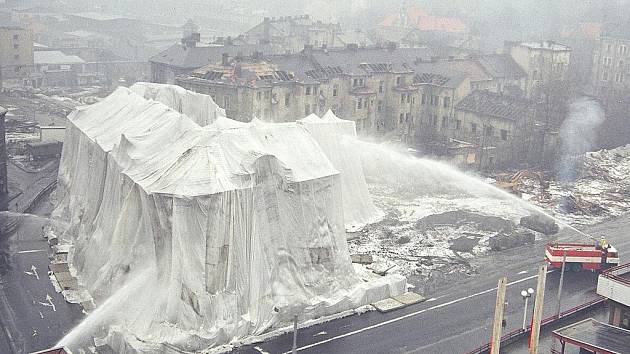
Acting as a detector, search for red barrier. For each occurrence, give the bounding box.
[464,296,605,354]
[600,263,630,286]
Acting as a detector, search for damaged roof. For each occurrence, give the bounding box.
[309,47,434,76]
[455,90,533,121]
[149,43,283,69]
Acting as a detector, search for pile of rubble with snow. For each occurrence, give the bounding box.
[537,145,630,226]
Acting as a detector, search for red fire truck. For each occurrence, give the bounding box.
[545,242,620,272]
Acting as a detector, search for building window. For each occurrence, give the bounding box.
[333,84,338,97]
[353,78,364,87]
[421,93,426,104]
[431,95,438,106]
[442,116,448,128]
[471,122,477,134]
[603,57,612,66]
[377,100,383,112]
[396,76,402,85]
[399,113,404,123]
[485,125,493,136]
[223,96,230,108]
[455,119,461,130]
[615,73,624,83]
[306,87,312,95]
[501,129,508,141]
[622,45,629,55]
[443,96,450,108]
[405,113,410,122]
[257,91,262,100]
[305,104,310,115]
[379,81,384,93]
[255,109,261,117]
[12,34,18,41]
[620,60,625,68]
[432,114,438,126]
[313,87,318,95]
[607,44,612,52]
[264,91,270,99]
[407,94,411,103]
[285,94,290,106]
[357,98,363,109]
[602,71,609,81]
[400,94,405,103]
[13,43,19,49]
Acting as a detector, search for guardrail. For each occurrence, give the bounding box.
[600,263,630,286]
[464,296,605,354]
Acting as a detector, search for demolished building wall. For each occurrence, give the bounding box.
[53,84,404,352]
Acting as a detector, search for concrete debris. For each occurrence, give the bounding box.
[488,231,535,251]
[519,214,559,235]
[372,291,425,312]
[350,254,374,264]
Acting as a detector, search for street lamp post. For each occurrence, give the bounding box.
[521,288,535,330]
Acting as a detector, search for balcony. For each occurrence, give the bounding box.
[597,263,630,306]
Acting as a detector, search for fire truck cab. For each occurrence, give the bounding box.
[545,242,620,272]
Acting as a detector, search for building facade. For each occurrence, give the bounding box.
[243,15,341,52]
[507,41,571,98]
[452,90,535,169]
[0,21,34,84]
[591,24,630,99]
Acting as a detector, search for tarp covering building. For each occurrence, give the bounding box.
[53,83,402,352]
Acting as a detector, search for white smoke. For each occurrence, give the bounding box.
[558,97,605,181]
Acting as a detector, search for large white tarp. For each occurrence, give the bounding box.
[53,84,404,353]
[298,110,383,231]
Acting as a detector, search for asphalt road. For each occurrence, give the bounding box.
[0,203,83,353]
[233,213,630,354]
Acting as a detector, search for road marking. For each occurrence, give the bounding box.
[406,325,484,353]
[282,271,553,354]
[16,250,45,254]
[254,346,270,354]
[518,270,528,274]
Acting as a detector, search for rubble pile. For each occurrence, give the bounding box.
[545,145,630,225]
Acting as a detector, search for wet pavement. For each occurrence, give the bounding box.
[233,212,630,354]
[0,201,83,353]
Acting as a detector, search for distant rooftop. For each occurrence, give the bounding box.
[150,43,284,69]
[379,6,468,33]
[477,54,527,79]
[0,20,25,30]
[518,41,571,51]
[68,12,136,21]
[455,90,532,121]
[35,51,85,65]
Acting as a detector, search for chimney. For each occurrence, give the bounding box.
[181,32,200,48]
[222,53,229,66]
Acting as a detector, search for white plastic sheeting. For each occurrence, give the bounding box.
[298,110,383,231]
[53,84,404,353]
